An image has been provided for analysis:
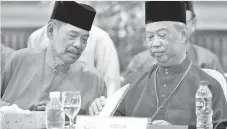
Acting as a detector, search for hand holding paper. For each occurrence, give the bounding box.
[89,83,130,116]
[89,96,106,116]
[99,83,130,116]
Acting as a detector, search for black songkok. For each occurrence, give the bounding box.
[50,1,96,31]
[145,1,186,24]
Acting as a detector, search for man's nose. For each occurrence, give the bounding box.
[152,37,162,48]
[72,38,81,48]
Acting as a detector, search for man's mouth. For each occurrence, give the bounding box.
[153,51,164,57]
[66,51,80,57]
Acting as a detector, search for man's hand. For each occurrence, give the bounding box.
[89,96,106,116]
[29,100,49,111]
[152,120,171,125]
[0,99,10,107]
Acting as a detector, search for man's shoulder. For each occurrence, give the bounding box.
[133,50,150,60]
[192,44,216,58]
[122,65,158,95]
[11,48,44,61]
[91,25,109,37]
[1,44,15,54]
[1,44,15,59]
[134,50,156,65]
[73,60,102,78]
[129,50,156,70]
[191,65,223,91]
[30,26,47,38]
[28,26,48,48]
[125,64,158,83]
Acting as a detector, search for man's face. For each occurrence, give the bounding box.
[51,23,89,64]
[146,21,187,66]
[186,10,196,38]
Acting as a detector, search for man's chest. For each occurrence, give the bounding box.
[123,75,198,118]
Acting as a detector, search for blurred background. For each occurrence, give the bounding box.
[1,1,227,74]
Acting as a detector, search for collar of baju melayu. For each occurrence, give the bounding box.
[158,55,190,75]
[45,47,70,73]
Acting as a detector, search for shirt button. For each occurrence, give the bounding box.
[164,84,167,88]
[53,69,57,73]
[165,69,168,74]
[162,95,165,98]
[161,106,164,109]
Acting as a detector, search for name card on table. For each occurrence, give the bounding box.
[76,115,148,129]
[147,124,188,129]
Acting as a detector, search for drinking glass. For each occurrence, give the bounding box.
[62,91,81,128]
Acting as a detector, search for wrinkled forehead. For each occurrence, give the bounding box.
[145,21,179,33]
[61,23,90,36]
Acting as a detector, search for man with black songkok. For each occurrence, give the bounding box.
[124,1,224,77]
[90,1,227,125]
[1,1,106,114]
[28,3,121,97]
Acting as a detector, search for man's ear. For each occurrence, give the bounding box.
[191,18,197,33]
[47,22,55,40]
[180,26,188,43]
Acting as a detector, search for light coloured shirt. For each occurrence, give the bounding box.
[1,48,106,114]
[28,25,120,96]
